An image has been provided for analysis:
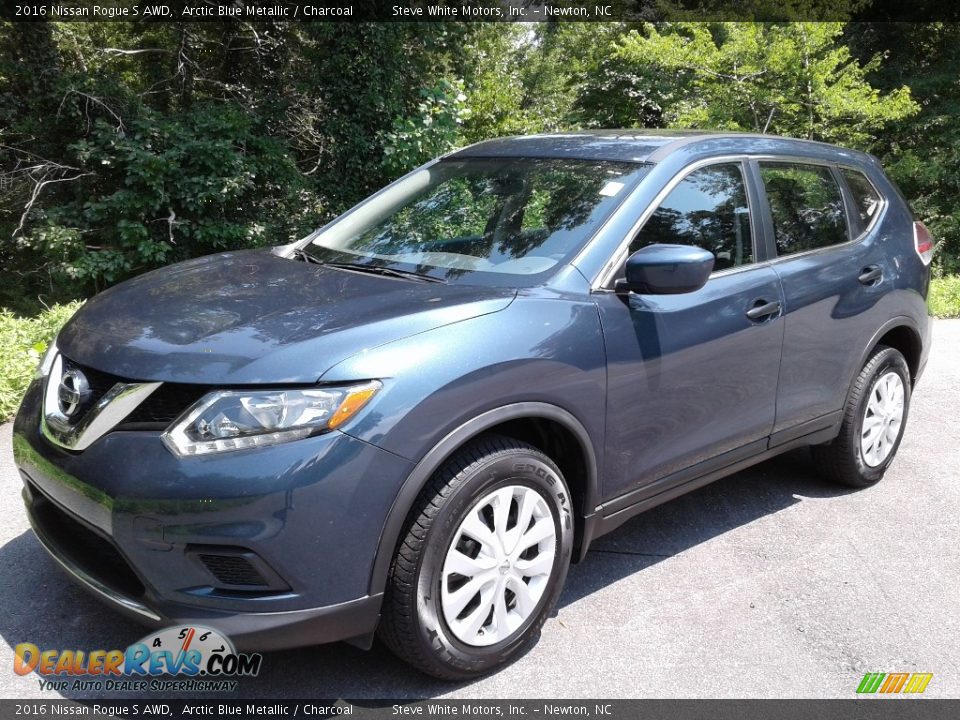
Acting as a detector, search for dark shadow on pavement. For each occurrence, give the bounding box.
[559,448,856,608]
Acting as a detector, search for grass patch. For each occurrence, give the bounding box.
[0,302,83,422]
[929,275,960,319]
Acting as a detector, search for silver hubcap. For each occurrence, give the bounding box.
[861,371,905,468]
[440,485,556,647]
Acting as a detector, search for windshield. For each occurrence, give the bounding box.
[305,157,650,286]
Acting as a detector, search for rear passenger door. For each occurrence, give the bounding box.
[755,160,889,442]
[597,161,785,502]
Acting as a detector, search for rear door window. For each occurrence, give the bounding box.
[759,162,849,256]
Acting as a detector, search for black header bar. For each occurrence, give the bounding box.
[0,700,958,720]
[2,0,960,23]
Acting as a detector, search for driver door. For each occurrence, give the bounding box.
[596,161,785,503]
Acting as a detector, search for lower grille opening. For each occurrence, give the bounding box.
[29,486,145,599]
[188,547,289,592]
[197,554,267,587]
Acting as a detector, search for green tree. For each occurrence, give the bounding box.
[457,24,589,143]
[19,107,313,289]
[0,21,472,307]
[615,22,918,145]
[382,79,471,179]
[457,25,535,142]
[845,22,960,273]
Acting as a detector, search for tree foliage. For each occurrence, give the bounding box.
[383,79,471,179]
[0,21,469,310]
[615,23,918,144]
[1,20,956,313]
[19,107,310,289]
[844,22,960,273]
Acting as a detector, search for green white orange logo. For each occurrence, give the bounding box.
[14,625,261,678]
[857,672,933,694]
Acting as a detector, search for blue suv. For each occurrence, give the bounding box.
[13,131,933,679]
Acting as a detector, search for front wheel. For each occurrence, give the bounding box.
[378,435,573,679]
[812,345,911,488]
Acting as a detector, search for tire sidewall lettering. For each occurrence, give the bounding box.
[414,450,573,674]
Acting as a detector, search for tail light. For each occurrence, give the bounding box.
[914,221,935,265]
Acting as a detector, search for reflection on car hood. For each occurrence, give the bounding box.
[57,250,516,384]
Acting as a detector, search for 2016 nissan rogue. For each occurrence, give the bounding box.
[13,131,933,679]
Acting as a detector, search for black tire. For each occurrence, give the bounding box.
[378,434,574,680]
[812,345,911,488]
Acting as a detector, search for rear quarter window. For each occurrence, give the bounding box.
[840,168,884,233]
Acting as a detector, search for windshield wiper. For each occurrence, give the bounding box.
[294,248,446,283]
[323,261,447,284]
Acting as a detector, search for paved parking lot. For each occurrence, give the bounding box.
[1,321,957,700]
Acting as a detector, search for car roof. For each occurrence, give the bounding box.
[448,129,877,167]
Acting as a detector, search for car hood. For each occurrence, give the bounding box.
[57,250,516,384]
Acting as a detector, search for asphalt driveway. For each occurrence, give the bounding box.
[1,321,958,700]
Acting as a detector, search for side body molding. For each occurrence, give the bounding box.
[366,402,600,596]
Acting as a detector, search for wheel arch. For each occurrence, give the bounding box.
[367,402,600,597]
[858,317,924,387]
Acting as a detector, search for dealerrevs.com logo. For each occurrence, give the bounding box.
[14,625,262,693]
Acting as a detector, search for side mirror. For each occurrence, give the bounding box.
[616,244,715,295]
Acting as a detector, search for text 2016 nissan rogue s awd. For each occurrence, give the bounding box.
[13,131,932,679]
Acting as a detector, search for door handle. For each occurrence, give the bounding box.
[858,265,883,285]
[746,299,781,321]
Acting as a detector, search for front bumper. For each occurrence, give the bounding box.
[13,380,413,651]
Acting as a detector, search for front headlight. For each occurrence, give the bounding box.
[161,381,381,457]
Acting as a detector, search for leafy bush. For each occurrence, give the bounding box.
[885,124,960,277]
[929,275,960,319]
[0,302,82,422]
[17,106,318,292]
[382,80,471,179]
[2,23,468,309]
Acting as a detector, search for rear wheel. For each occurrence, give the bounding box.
[378,435,573,679]
[812,345,911,488]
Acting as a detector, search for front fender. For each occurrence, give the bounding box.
[319,295,608,596]
[364,401,599,597]
[321,296,607,463]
